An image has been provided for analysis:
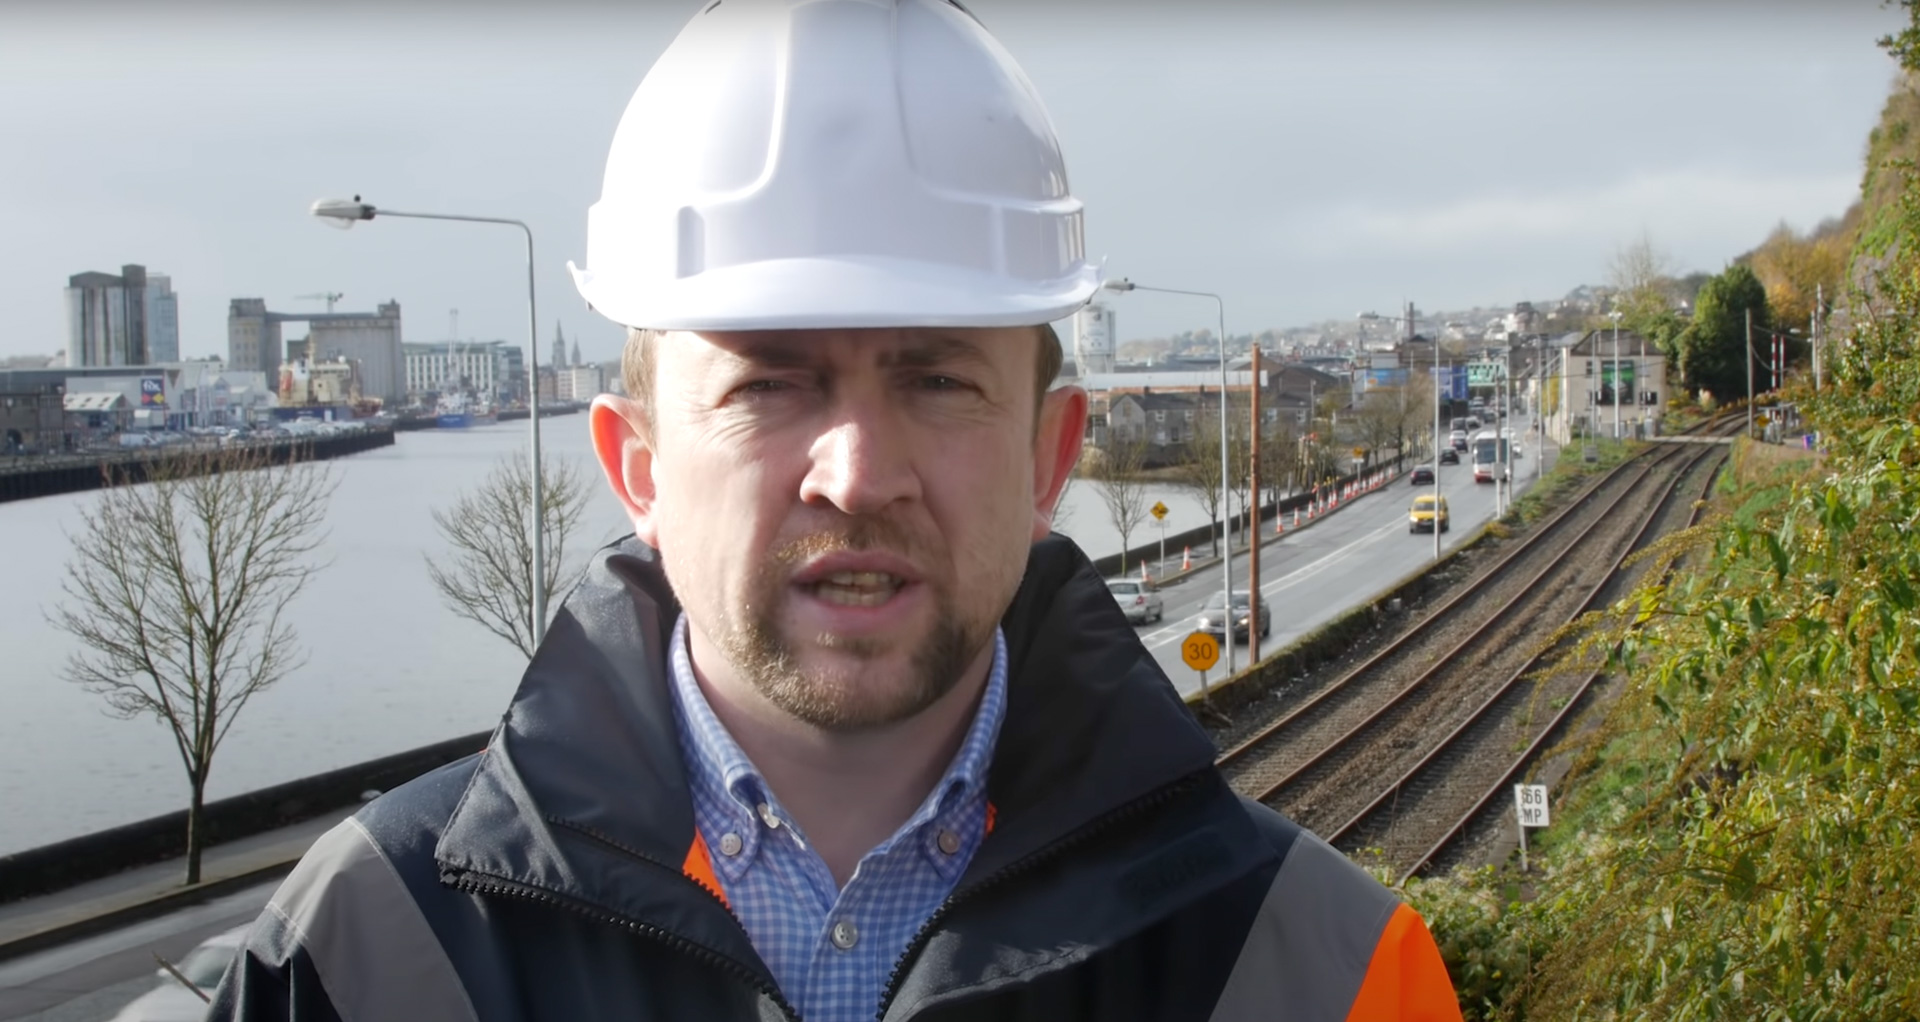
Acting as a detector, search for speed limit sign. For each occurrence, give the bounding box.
[1181,631,1220,671]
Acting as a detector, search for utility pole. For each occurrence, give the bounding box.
[1745,308,1754,439]
[1249,344,1261,663]
[1504,359,1513,510]
[1433,327,1443,562]
[1814,282,1823,390]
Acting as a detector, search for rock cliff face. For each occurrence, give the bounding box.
[1840,71,1920,331]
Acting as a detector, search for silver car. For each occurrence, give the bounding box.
[110,923,250,1021]
[1107,579,1164,625]
[1198,590,1272,644]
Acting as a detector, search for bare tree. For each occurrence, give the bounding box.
[1609,232,1677,327]
[1225,417,1254,548]
[1089,435,1153,574]
[1352,389,1402,468]
[1049,441,1083,534]
[427,452,591,659]
[1354,381,1430,468]
[1174,408,1228,557]
[52,445,336,885]
[1259,417,1300,510]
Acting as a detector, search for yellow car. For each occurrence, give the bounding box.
[1409,494,1450,534]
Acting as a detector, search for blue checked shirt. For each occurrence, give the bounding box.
[667,614,1007,1022]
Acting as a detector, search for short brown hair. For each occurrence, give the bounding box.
[622,324,1064,428]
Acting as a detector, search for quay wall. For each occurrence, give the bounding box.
[0,428,395,503]
[0,730,490,904]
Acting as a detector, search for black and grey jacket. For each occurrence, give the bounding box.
[209,536,1461,1022]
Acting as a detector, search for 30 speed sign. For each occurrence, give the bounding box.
[1181,631,1220,671]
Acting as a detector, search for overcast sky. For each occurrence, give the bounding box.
[0,0,1903,363]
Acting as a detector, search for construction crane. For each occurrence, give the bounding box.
[295,292,344,314]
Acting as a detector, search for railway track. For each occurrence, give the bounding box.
[1217,418,1740,878]
[1384,432,1734,882]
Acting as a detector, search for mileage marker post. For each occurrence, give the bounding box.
[1514,783,1551,872]
[1182,630,1221,704]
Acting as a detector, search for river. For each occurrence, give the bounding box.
[0,420,1221,854]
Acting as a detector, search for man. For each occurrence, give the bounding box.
[212,1,1462,1019]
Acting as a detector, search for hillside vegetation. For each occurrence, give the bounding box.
[1402,7,1920,1018]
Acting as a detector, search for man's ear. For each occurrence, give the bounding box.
[1031,385,1088,541]
[590,394,662,548]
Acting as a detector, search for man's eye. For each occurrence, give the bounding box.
[740,379,791,394]
[919,375,967,391]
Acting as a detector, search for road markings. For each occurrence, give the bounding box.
[1140,517,1403,651]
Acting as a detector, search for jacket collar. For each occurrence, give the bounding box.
[437,535,1249,979]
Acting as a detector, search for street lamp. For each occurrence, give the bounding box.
[1101,278,1237,676]
[310,195,551,646]
[1607,310,1623,441]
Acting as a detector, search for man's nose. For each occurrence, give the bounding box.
[799,403,921,516]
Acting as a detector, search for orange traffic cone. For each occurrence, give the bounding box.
[1274,514,1283,534]
[1293,507,1301,528]
[1141,561,1150,583]
[1181,546,1191,571]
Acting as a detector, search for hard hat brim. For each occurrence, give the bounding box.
[570,256,1101,332]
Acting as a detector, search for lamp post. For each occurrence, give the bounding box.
[310,196,550,646]
[1606,310,1622,441]
[1103,278,1236,676]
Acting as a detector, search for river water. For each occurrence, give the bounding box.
[0,421,1218,854]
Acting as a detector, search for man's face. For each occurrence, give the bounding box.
[595,327,1083,732]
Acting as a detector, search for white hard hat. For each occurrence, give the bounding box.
[569,0,1100,331]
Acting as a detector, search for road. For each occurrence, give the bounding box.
[0,883,273,1021]
[1132,416,1557,697]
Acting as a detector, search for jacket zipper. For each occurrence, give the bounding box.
[873,772,1204,1020]
[447,868,803,1022]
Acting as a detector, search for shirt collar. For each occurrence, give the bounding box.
[666,614,1008,884]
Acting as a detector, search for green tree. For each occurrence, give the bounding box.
[1677,263,1770,402]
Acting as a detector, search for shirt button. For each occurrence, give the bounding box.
[718,832,743,857]
[937,829,961,855]
[830,921,859,951]
[756,802,781,830]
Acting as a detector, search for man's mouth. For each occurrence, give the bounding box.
[809,571,906,607]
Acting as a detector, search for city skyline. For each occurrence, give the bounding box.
[0,1,1902,364]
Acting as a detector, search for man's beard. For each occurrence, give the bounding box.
[713,518,988,731]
